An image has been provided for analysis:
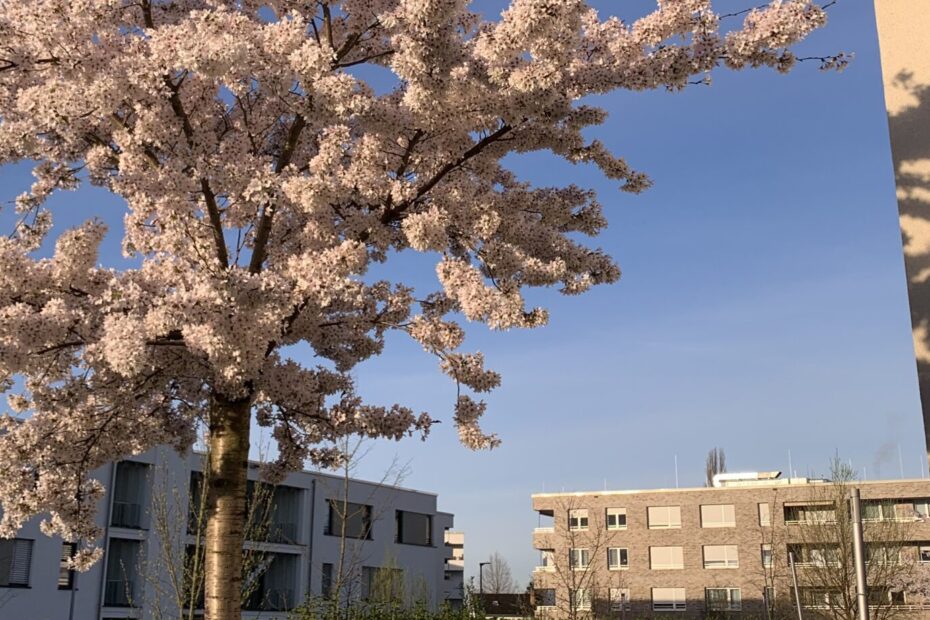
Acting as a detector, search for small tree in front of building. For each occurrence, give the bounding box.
[788,458,930,620]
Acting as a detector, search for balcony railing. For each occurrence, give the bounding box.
[533,526,554,534]
[533,565,555,572]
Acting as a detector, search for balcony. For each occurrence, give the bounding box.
[533,565,556,573]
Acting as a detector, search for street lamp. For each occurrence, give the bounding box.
[479,561,491,596]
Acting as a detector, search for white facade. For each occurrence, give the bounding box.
[442,530,465,609]
[0,448,457,619]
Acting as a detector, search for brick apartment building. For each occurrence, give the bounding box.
[531,473,930,618]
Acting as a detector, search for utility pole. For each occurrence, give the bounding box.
[851,488,870,620]
[789,551,803,620]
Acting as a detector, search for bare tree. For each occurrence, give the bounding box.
[533,496,624,620]
[484,552,516,594]
[140,454,278,619]
[706,448,727,487]
[291,435,411,620]
[789,458,930,620]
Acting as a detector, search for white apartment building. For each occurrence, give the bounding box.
[443,531,465,610]
[0,448,458,619]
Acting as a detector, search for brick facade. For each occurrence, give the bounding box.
[531,478,930,619]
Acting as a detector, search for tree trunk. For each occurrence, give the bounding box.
[204,394,252,620]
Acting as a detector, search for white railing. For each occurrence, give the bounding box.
[534,526,554,533]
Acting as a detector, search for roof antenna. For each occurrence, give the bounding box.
[674,454,680,489]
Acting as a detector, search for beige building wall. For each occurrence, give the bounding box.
[874,0,930,466]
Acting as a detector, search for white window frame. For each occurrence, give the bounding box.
[569,509,589,531]
[569,548,590,570]
[701,504,736,528]
[652,587,686,611]
[606,507,627,530]
[706,587,742,611]
[647,506,681,529]
[703,545,739,569]
[761,544,773,568]
[607,547,629,570]
[572,588,591,610]
[650,546,684,570]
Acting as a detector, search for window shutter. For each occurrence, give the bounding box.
[9,540,33,585]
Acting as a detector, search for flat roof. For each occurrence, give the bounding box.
[531,478,930,499]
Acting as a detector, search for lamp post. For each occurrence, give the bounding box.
[479,561,491,596]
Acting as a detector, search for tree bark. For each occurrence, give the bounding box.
[204,394,252,620]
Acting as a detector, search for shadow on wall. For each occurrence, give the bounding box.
[887,70,930,458]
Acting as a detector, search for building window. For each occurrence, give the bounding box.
[535,588,556,608]
[361,566,404,603]
[395,510,432,546]
[244,552,299,611]
[610,588,631,611]
[764,586,776,607]
[913,499,930,519]
[703,545,739,569]
[606,507,627,530]
[789,544,840,567]
[539,549,555,570]
[652,587,686,611]
[321,563,333,599]
[0,538,33,588]
[761,544,773,568]
[866,544,900,565]
[862,500,897,522]
[650,546,684,570]
[706,587,741,611]
[759,502,771,526]
[59,542,77,589]
[112,461,149,529]
[700,504,736,528]
[784,503,835,524]
[647,506,681,529]
[571,588,591,610]
[267,486,301,543]
[568,509,589,531]
[608,547,629,570]
[919,545,930,563]
[569,548,590,569]
[326,500,372,539]
[104,538,141,607]
[799,587,840,608]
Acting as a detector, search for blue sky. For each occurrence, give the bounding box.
[0,0,921,590]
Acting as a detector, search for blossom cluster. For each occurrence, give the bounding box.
[0,0,833,559]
